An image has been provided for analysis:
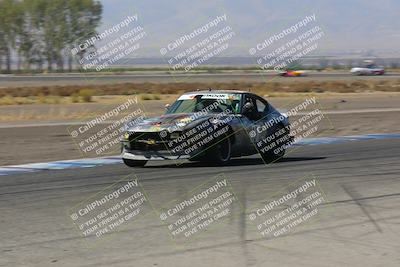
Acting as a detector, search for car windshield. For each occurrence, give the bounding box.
[166,93,241,114]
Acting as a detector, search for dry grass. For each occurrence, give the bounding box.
[1,79,400,105]
[140,94,162,100]
[0,95,63,105]
[0,89,96,106]
[78,89,95,102]
[0,95,35,105]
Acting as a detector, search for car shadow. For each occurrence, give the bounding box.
[144,156,326,168]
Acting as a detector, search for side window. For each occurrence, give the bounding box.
[244,96,256,111]
[255,97,270,115]
[242,95,258,120]
[255,99,266,113]
[244,95,252,104]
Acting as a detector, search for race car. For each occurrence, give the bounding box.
[278,70,308,77]
[350,66,385,75]
[350,61,385,75]
[121,90,291,167]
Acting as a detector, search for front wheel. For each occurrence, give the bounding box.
[209,136,232,164]
[123,158,147,167]
[193,135,232,164]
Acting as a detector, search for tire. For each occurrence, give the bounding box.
[260,124,288,163]
[123,158,147,167]
[189,124,233,164]
[209,135,232,164]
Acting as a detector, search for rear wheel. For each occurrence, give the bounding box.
[123,158,147,167]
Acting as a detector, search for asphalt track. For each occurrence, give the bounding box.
[1,72,400,87]
[1,137,399,266]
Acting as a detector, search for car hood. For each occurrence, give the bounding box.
[126,113,214,132]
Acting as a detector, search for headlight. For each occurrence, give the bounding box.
[123,131,130,140]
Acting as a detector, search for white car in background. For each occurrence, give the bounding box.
[350,62,385,76]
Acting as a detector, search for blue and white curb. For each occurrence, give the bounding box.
[0,157,121,176]
[1,133,399,176]
[294,133,400,146]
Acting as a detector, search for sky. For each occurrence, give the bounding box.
[98,0,400,57]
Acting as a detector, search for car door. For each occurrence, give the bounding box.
[239,94,269,149]
[252,95,275,144]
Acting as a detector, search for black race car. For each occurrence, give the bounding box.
[121,90,291,167]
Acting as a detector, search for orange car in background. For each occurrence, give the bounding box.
[279,70,308,77]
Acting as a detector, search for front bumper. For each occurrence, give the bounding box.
[120,130,209,161]
[122,149,191,161]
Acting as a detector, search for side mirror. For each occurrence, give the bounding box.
[242,102,254,113]
[165,103,171,110]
